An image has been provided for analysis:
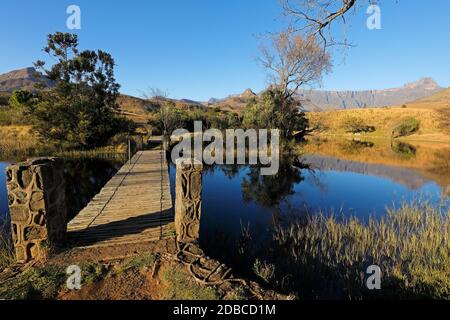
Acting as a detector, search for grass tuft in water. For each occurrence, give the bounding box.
[273,201,449,299]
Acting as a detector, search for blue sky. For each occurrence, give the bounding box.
[1,0,449,101]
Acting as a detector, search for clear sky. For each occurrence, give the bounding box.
[1,0,449,101]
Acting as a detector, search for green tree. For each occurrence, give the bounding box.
[27,32,134,147]
[9,90,34,110]
[242,87,309,139]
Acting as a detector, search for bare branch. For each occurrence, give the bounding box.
[259,31,332,100]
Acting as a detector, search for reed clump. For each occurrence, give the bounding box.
[273,202,450,299]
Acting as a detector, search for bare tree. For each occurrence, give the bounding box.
[259,31,332,100]
[143,88,179,136]
[280,0,367,48]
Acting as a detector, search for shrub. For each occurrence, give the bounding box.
[392,117,420,138]
[342,117,375,134]
[0,92,10,106]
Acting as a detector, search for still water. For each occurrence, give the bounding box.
[166,139,450,274]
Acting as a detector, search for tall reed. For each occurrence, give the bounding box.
[272,201,449,299]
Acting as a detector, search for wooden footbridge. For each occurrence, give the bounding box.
[7,136,204,262]
[67,145,175,248]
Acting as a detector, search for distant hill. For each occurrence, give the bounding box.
[407,86,450,110]
[296,78,443,111]
[206,79,444,112]
[207,88,257,112]
[0,67,53,92]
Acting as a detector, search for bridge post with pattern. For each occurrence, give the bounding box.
[175,161,202,243]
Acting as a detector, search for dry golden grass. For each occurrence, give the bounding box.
[308,107,449,141]
[307,88,450,141]
[117,94,150,125]
[0,125,39,154]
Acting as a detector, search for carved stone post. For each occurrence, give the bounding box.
[6,158,67,262]
[175,161,202,243]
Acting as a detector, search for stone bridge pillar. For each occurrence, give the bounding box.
[175,161,202,243]
[6,158,67,263]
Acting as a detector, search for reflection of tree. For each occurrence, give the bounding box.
[64,158,122,221]
[339,139,374,155]
[241,157,306,207]
[221,164,241,179]
[391,141,417,160]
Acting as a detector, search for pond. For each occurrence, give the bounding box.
[169,138,449,238]
[168,138,449,298]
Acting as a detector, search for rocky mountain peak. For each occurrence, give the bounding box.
[404,77,440,90]
[241,88,256,98]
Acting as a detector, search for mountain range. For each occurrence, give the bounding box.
[0,67,445,112]
[209,78,444,111]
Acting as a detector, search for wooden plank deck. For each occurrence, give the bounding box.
[67,148,174,248]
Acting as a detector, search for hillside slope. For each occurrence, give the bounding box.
[307,88,450,142]
[0,67,53,92]
[297,78,443,111]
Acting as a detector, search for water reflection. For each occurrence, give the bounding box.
[241,157,306,207]
[391,141,417,160]
[64,158,123,221]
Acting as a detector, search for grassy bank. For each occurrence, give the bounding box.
[307,106,450,142]
[0,125,142,161]
[0,252,224,300]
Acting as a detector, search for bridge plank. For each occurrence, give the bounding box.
[67,149,174,248]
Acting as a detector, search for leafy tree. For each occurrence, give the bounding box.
[27,32,134,147]
[9,90,34,110]
[242,87,309,139]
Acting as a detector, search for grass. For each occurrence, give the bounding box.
[0,125,40,158]
[0,107,30,126]
[115,253,158,274]
[307,106,449,141]
[0,125,132,161]
[0,217,14,270]
[272,201,450,299]
[307,87,450,141]
[159,265,221,300]
[0,265,66,299]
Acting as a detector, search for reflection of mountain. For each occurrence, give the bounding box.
[302,154,432,190]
